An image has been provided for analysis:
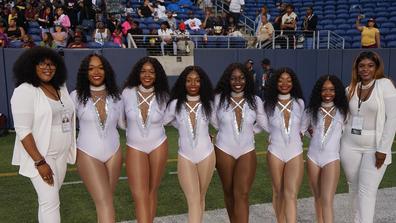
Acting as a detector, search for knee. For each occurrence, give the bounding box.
[320,195,334,207]
[283,190,298,201]
[233,188,249,201]
[38,193,60,212]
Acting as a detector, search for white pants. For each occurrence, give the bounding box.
[340,146,387,223]
[30,127,71,223]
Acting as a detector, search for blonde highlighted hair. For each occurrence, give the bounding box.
[348,51,385,100]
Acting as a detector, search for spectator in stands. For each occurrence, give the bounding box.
[67,33,86,48]
[0,22,8,47]
[107,14,120,34]
[255,14,274,49]
[54,7,71,31]
[203,9,216,34]
[273,2,286,34]
[153,0,167,21]
[127,21,143,48]
[24,3,37,23]
[6,18,25,41]
[124,1,134,17]
[39,31,57,48]
[38,6,53,32]
[121,15,134,35]
[166,10,178,31]
[138,0,154,18]
[158,21,177,55]
[167,0,181,13]
[302,6,317,49]
[228,0,244,27]
[64,0,79,29]
[356,17,380,48]
[212,15,226,35]
[93,21,111,45]
[21,34,35,48]
[184,11,202,31]
[175,22,194,55]
[52,23,68,47]
[255,5,271,33]
[227,24,243,37]
[178,0,193,12]
[112,26,125,48]
[281,4,297,48]
[8,7,18,25]
[147,28,160,54]
[79,0,96,27]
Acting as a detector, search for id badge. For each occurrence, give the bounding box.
[351,115,363,135]
[61,109,72,133]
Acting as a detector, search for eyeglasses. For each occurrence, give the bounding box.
[38,62,56,70]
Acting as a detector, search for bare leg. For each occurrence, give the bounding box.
[233,151,257,223]
[77,150,116,223]
[307,158,323,223]
[178,155,202,223]
[197,151,216,216]
[148,141,168,221]
[215,147,237,222]
[126,147,150,223]
[267,152,286,223]
[320,160,340,223]
[283,154,304,223]
[105,148,123,193]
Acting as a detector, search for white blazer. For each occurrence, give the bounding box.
[11,83,76,178]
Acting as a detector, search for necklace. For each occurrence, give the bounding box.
[360,79,375,90]
[186,95,200,102]
[321,101,334,108]
[138,84,154,93]
[90,84,106,91]
[231,91,244,98]
[278,94,291,100]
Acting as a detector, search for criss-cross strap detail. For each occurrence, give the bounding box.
[277,100,293,136]
[230,97,245,135]
[91,94,108,134]
[185,102,201,141]
[137,91,154,107]
[320,106,335,120]
[277,100,292,113]
[230,97,245,111]
[185,102,201,115]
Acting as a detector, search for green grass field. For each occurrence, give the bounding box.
[0,127,395,222]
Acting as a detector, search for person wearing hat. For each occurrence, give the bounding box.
[356,16,380,48]
[175,22,194,55]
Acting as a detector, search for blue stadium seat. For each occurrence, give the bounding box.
[387,41,396,48]
[337,13,349,19]
[377,2,390,7]
[352,35,361,42]
[335,9,348,14]
[375,7,387,13]
[230,37,246,48]
[351,41,361,48]
[338,24,350,30]
[28,21,40,28]
[346,29,360,36]
[334,29,346,35]
[333,19,346,25]
[324,14,337,20]
[31,34,42,42]
[389,17,396,23]
[343,36,352,42]
[8,40,23,48]
[142,28,150,35]
[385,34,396,42]
[28,28,41,35]
[87,41,103,48]
[376,11,389,18]
[103,42,121,48]
[375,17,388,24]
[323,24,336,30]
[390,28,396,34]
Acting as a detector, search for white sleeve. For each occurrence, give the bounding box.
[117,99,126,130]
[210,96,220,129]
[300,110,311,136]
[254,97,269,133]
[163,100,177,127]
[10,85,35,140]
[378,79,396,154]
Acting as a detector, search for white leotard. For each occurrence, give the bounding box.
[307,108,345,168]
[71,90,124,162]
[122,87,167,153]
[164,99,214,164]
[213,95,267,159]
[266,98,307,162]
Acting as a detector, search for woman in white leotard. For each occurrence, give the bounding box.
[122,57,170,223]
[212,63,267,222]
[71,54,124,222]
[263,67,306,223]
[305,75,348,223]
[341,51,396,223]
[164,66,215,223]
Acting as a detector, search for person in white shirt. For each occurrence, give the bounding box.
[11,47,76,223]
[281,4,297,48]
[175,22,194,55]
[341,51,396,223]
[158,21,177,55]
[228,0,244,27]
[255,14,274,48]
[184,11,202,31]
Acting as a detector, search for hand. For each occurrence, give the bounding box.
[37,163,54,186]
[375,151,386,169]
[357,15,363,20]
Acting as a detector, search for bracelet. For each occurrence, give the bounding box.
[34,158,47,167]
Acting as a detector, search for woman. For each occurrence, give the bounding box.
[52,24,68,48]
[10,47,76,222]
[340,51,396,223]
[40,32,57,48]
[38,6,54,32]
[93,21,111,45]
[71,54,124,222]
[6,18,25,41]
[356,17,380,48]
[305,75,348,223]
[122,57,169,223]
[164,66,215,223]
[213,63,266,222]
[263,67,306,223]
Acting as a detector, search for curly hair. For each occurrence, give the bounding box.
[124,56,169,105]
[264,67,304,116]
[168,66,214,119]
[306,75,349,124]
[75,54,120,105]
[348,51,385,100]
[215,63,257,110]
[13,47,67,89]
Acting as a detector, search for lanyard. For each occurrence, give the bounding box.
[42,85,64,107]
[357,81,375,113]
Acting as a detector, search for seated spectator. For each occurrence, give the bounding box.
[166,10,178,31]
[127,21,143,48]
[6,18,25,41]
[67,33,86,48]
[158,21,176,55]
[65,0,79,29]
[202,0,213,13]
[302,6,317,49]
[167,0,180,13]
[147,28,161,55]
[255,14,274,48]
[52,23,68,47]
[227,24,243,37]
[178,0,193,12]
[184,11,202,31]
[93,21,111,45]
[124,1,134,16]
[121,15,134,35]
[74,26,87,43]
[138,0,154,18]
[24,3,37,23]
[203,9,216,33]
[54,7,71,31]
[39,31,57,48]
[153,0,167,21]
[38,6,53,32]
[0,28,8,47]
[175,22,194,55]
[21,34,35,48]
[255,5,271,33]
[112,26,125,48]
[8,7,18,25]
[356,16,380,48]
[107,14,120,34]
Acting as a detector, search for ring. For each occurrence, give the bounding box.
[43,177,48,180]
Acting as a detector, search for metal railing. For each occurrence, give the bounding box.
[317,30,345,49]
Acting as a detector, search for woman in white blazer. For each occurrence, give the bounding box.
[340,51,396,223]
[10,47,76,223]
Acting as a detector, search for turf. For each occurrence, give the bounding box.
[0,128,395,222]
